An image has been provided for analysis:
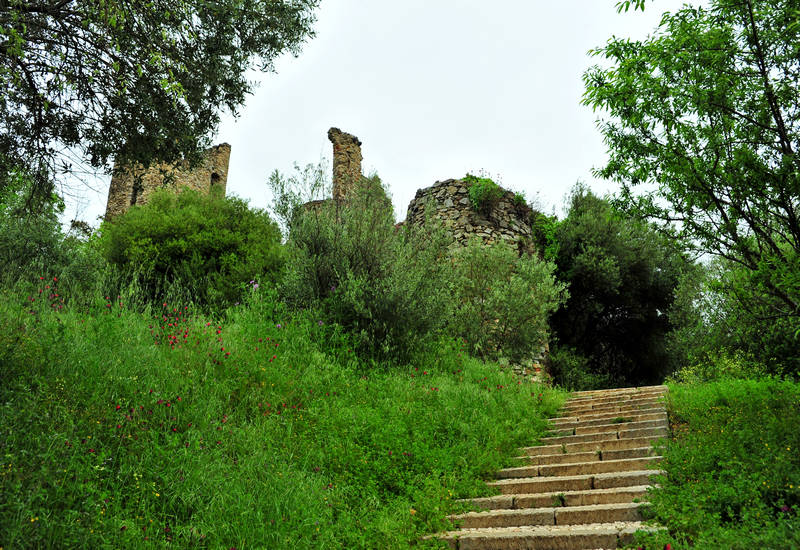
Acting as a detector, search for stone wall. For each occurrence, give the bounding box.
[405,178,534,254]
[104,143,231,220]
[328,127,362,202]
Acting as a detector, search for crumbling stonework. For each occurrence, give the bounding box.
[104,143,231,220]
[328,127,362,201]
[405,178,534,254]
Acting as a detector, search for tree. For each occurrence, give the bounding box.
[583,0,800,325]
[549,186,690,386]
[0,0,318,210]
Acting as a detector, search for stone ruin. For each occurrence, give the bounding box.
[104,143,231,220]
[328,127,362,202]
[405,179,534,254]
[324,127,534,255]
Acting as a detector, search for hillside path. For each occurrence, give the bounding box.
[440,385,669,549]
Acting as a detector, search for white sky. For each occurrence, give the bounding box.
[67,0,692,226]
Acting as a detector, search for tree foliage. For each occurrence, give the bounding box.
[549,186,690,387]
[0,0,318,209]
[583,0,800,325]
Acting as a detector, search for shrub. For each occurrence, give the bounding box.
[449,238,566,364]
[464,173,503,215]
[0,171,105,297]
[663,257,800,378]
[98,189,284,310]
[667,349,768,384]
[278,174,454,362]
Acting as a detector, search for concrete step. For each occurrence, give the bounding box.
[565,406,665,422]
[497,456,661,479]
[540,432,620,446]
[487,470,664,495]
[516,446,655,466]
[570,385,668,397]
[545,418,667,438]
[565,391,668,408]
[434,385,668,548]
[460,485,651,511]
[541,425,668,446]
[451,502,645,529]
[572,418,667,435]
[548,411,667,428]
[438,521,662,549]
[521,435,665,457]
[537,456,661,477]
[563,398,664,414]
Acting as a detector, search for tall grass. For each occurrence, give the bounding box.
[0,278,565,549]
[633,378,800,549]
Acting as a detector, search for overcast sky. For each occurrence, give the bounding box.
[69,0,693,226]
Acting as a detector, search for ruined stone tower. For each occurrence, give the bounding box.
[328,128,362,201]
[104,143,231,220]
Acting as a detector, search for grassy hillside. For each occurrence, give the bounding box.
[632,378,800,549]
[0,279,565,549]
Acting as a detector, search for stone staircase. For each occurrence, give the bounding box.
[439,385,669,549]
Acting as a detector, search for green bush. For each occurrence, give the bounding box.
[98,189,284,310]
[0,171,105,298]
[550,185,691,387]
[450,238,566,364]
[279,175,453,362]
[667,258,800,378]
[464,173,504,215]
[668,349,769,385]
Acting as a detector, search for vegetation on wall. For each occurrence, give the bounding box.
[464,173,504,215]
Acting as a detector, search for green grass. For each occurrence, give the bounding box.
[632,378,800,549]
[0,278,566,549]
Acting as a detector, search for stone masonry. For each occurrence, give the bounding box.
[405,178,534,254]
[328,127,362,201]
[104,143,231,220]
